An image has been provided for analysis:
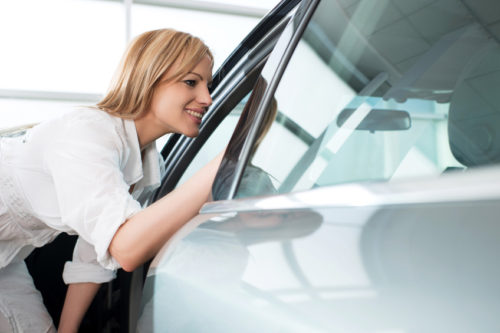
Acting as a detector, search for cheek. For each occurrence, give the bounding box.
[151,91,180,116]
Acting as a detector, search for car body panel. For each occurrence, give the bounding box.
[139,166,500,332]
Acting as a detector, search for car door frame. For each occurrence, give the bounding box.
[208,0,321,201]
[153,0,302,201]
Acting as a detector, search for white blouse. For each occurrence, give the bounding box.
[0,108,162,284]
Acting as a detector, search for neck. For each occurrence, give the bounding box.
[134,116,169,149]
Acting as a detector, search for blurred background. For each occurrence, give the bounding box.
[0,0,279,146]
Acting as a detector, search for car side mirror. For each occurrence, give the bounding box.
[336,108,411,132]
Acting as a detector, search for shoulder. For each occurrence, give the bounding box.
[63,107,122,130]
[38,107,131,165]
[58,107,128,147]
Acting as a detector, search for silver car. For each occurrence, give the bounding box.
[136,0,500,331]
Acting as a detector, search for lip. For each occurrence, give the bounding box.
[185,108,206,124]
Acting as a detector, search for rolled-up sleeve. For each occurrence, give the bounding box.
[63,237,116,284]
[45,116,141,273]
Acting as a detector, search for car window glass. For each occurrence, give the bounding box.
[233,0,500,198]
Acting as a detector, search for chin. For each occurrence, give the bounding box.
[183,129,200,138]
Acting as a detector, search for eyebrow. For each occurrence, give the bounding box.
[188,71,213,86]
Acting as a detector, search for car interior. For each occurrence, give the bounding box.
[221,0,500,202]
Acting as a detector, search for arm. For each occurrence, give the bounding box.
[58,282,101,333]
[109,150,224,272]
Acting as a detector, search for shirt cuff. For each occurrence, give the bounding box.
[62,261,117,284]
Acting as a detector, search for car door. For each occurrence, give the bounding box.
[138,0,500,331]
[119,2,302,332]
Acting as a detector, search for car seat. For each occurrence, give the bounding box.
[447,44,500,168]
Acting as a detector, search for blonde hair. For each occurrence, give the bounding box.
[96,28,213,119]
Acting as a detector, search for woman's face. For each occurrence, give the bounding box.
[145,55,213,139]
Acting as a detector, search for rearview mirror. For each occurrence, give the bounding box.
[336,108,411,131]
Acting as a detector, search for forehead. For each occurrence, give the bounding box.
[160,54,213,83]
[190,56,213,75]
[182,56,213,85]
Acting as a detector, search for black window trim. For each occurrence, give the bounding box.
[210,0,303,90]
[222,0,321,200]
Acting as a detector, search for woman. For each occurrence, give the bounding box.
[0,28,221,332]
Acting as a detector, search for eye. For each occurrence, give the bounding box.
[184,80,196,87]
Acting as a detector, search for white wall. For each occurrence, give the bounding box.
[0,0,279,131]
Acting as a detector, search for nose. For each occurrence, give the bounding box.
[197,85,212,107]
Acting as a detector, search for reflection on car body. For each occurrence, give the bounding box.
[136,0,500,332]
[137,209,323,332]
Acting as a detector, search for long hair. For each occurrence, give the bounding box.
[96,28,213,119]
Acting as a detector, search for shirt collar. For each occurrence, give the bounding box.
[122,118,161,192]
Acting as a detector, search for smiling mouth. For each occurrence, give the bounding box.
[186,109,204,120]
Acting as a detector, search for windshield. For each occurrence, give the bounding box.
[215,0,500,199]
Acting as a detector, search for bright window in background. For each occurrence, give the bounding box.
[198,0,277,7]
[0,0,279,133]
[131,5,260,71]
[0,0,124,94]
